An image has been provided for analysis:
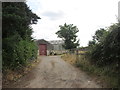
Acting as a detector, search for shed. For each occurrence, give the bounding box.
[36,39,53,55]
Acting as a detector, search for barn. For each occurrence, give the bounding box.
[36,39,53,56]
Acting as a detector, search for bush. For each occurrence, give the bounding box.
[3,34,38,70]
[86,23,120,88]
[88,23,120,67]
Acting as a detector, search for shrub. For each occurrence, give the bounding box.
[86,23,120,88]
[88,23,120,67]
[2,34,38,70]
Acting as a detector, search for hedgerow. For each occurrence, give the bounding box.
[2,2,40,70]
[86,23,120,87]
[3,34,38,70]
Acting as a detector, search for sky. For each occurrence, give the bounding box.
[26,0,119,46]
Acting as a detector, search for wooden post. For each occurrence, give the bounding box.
[76,49,79,62]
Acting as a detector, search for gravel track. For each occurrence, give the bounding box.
[4,56,102,88]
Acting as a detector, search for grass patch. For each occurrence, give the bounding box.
[62,54,119,88]
[61,54,77,65]
[76,55,119,88]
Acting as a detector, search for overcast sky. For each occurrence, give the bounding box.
[26,0,119,46]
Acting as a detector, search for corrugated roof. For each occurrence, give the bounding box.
[49,40,64,45]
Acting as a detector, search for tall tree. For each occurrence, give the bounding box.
[93,28,108,43]
[2,2,40,70]
[56,23,79,49]
[88,28,108,46]
[2,2,40,40]
[88,23,120,66]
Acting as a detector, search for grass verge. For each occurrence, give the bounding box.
[76,55,119,88]
[61,54,77,65]
[62,54,119,88]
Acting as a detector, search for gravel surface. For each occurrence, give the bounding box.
[4,56,102,88]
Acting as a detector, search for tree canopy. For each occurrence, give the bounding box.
[56,23,79,49]
[88,28,108,47]
[88,23,120,67]
[2,2,40,39]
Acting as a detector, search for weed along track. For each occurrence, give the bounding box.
[4,56,102,88]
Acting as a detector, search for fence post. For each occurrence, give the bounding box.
[76,49,79,62]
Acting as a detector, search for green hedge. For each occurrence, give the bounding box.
[86,23,120,88]
[3,34,38,70]
[88,23,120,67]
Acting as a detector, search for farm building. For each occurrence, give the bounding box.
[49,40,64,51]
[49,40,65,54]
[36,39,53,56]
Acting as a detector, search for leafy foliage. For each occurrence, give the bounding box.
[88,23,120,67]
[93,28,108,43]
[87,23,120,88]
[88,28,108,47]
[75,23,120,88]
[56,23,79,49]
[2,2,40,39]
[2,2,40,70]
